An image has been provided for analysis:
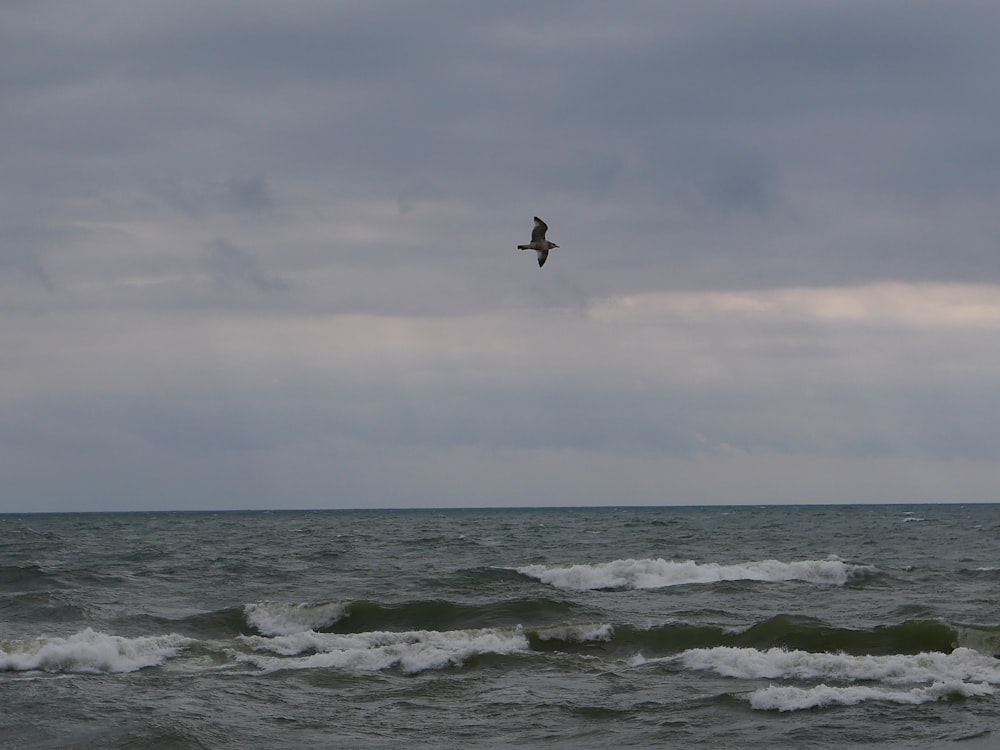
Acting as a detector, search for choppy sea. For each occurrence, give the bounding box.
[1,505,998,749]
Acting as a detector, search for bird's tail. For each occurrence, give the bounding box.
[518,244,528,250]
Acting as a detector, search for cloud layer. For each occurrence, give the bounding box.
[2,1,999,510]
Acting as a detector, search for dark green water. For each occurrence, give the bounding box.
[1,505,998,748]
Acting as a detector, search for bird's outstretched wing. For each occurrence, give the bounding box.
[531,216,548,243]
[537,248,548,267]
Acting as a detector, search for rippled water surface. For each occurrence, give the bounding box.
[1,504,998,748]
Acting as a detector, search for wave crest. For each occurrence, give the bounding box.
[750,681,994,711]
[244,601,347,636]
[674,646,1000,684]
[0,628,189,673]
[531,623,614,644]
[235,626,530,674]
[514,558,872,591]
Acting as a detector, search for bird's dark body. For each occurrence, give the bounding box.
[518,216,559,267]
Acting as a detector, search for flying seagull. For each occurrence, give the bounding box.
[518,216,559,267]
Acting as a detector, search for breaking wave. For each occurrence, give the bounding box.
[606,615,958,657]
[0,628,190,674]
[513,558,874,591]
[235,626,532,674]
[633,645,1000,711]
[668,645,1000,684]
[244,601,348,636]
[240,596,579,636]
[531,623,615,644]
[749,681,994,711]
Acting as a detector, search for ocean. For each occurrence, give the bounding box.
[1,504,998,749]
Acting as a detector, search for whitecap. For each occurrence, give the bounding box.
[675,646,1000,684]
[0,628,190,674]
[513,558,873,591]
[628,653,657,668]
[244,601,347,636]
[749,680,993,711]
[235,626,530,674]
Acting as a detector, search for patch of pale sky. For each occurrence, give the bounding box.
[591,283,1000,329]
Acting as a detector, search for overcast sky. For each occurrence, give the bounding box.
[3,0,1000,512]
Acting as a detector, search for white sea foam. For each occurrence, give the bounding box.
[631,645,1000,710]
[244,601,347,636]
[675,646,1000,684]
[514,558,871,591]
[627,653,654,668]
[749,681,994,711]
[235,626,530,674]
[0,628,189,674]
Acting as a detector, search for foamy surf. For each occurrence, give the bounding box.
[244,601,347,636]
[749,681,994,711]
[5,505,999,747]
[0,628,190,674]
[513,558,872,591]
[235,626,531,674]
[668,646,1000,684]
[629,645,1000,710]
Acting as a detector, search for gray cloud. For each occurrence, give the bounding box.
[206,238,291,293]
[2,1,1000,510]
[221,178,273,214]
[150,177,275,217]
[0,226,55,289]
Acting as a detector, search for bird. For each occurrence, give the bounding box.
[518,216,559,267]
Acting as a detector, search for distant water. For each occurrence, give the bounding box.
[2,505,998,749]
